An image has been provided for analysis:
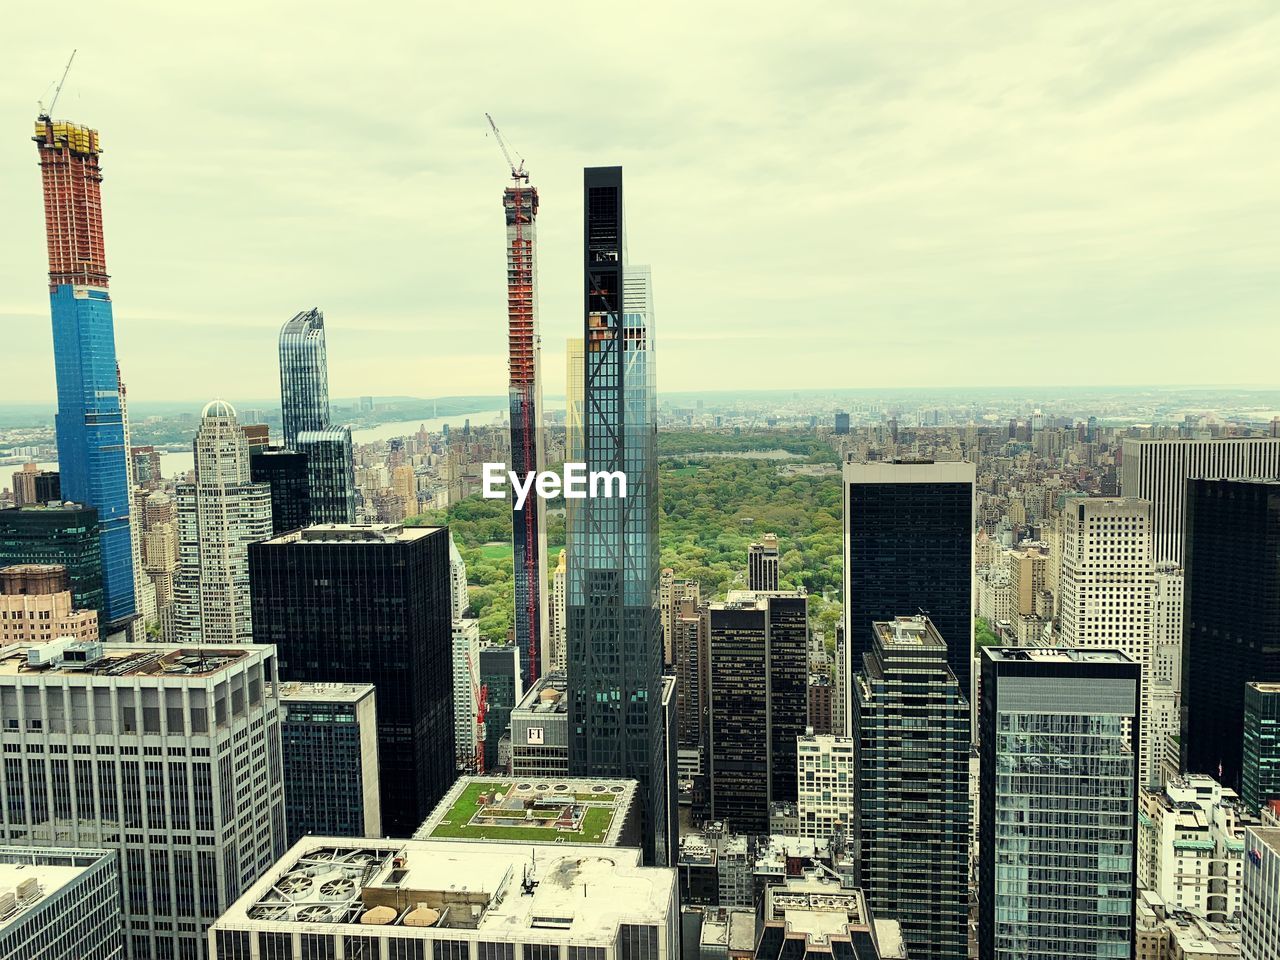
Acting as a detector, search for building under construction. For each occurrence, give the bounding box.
[33,114,136,631]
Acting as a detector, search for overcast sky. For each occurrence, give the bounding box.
[2,2,1276,405]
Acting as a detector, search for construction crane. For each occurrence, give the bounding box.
[462,649,489,774]
[38,50,77,119]
[485,112,528,184]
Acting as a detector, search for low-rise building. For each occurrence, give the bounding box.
[509,671,569,777]
[0,846,122,960]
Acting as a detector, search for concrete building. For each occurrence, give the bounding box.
[0,503,103,636]
[756,867,907,960]
[172,400,272,645]
[1244,683,1280,814]
[278,682,381,845]
[452,618,482,773]
[807,675,833,735]
[979,647,1140,960]
[448,533,469,621]
[209,835,676,960]
[1154,565,1185,689]
[796,733,853,843]
[1138,774,1258,922]
[748,534,780,592]
[854,616,968,960]
[9,464,59,508]
[1058,497,1161,787]
[1120,437,1280,564]
[509,671,570,777]
[0,640,286,960]
[0,846,122,960]
[549,549,567,672]
[1242,826,1280,960]
[0,564,97,646]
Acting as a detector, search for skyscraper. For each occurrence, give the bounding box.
[172,401,272,644]
[854,616,968,960]
[979,647,1139,960]
[1183,479,1280,790]
[748,533,781,592]
[1119,437,1280,564]
[502,175,548,686]
[249,447,311,534]
[0,503,103,633]
[248,523,455,836]
[843,459,976,710]
[567,166,668,864]
[278,307,331,449]
[33,115,136,629]
[296,426,357,523]
[1243,683,1280,813]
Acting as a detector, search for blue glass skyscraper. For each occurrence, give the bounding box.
[33,116,135,628]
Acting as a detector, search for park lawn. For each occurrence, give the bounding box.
[667,466,699,477]
[478,542,510,559]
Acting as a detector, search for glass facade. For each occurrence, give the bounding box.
[479,644,521,772]
[567,167,667,865]
[297,428,357,524]
[1243,683,1280,812]
[0,504,104,635]
[278,308,331,449]
[979,649,1139,960]
[280,690,376,844]
[250,448,312,535]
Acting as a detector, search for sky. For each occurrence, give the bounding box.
[1,2,1276,406]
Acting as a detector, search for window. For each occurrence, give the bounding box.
[434,941,470,960]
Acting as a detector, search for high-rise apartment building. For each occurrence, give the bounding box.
[1153,564,1184,689]
[10,464,60,508]
[659,571,699,668]
[979,647,1139,960]
[0,846,123,960]
[1008,543,1047,617]
[278,308,330,449]
[706,590,808,833]
[0,640,286,960]
[0,564,98,646]
[502,174,548,687]
[248,523,455,837]
[452,617,481,772]
[1120,438,1280,564]
[1058,497,1160,786]
[296,427,357,523]
[796,733,855,843]
[32,115,136,630]
[748,534,780,592]
[0,503,103,632]
[172,401,272,645]
[854,616,968,960]
[448,533,469,620]
[844,459,976,712]
[674,595,707,753]
[567,166,669,864]
[1244,683,1280,813]
[248,447,310,535]
[549,549,567,672]
[1183,479,1280,790]
[278,682,381,845]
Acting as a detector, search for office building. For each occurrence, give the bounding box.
[172,401,272,645]
[32,115,136,630]
[1137,774,1257,923]
[1244,683,1280,813]
[834,412,850,435]
[509,672,570,777]
[209,836,676,960]
[0,503,103,631]
[843,459,976,710]
[249,523,455,837]
[248,447,310,535]
[0,564,97,646]
[757,868,908,960]
[1183,479,1280,790]
[979,647,1139,960]
[278,682,381,846]
[748,534,780,592]
[10,464,60,508]
[278,307,330,449]
[296,427,357,523]
[796,733,854,843]
[0,640,286,960]
[706,590,808,834]
[479,642,522,773]
[1058,497,1160,786]
[1120,438,1280,564]
[0,846,122,960]
[501,173,549,688]
[451,618,481,773]
[1242,826,1280,960]
[854,616,968,960]
[1153,564,1184,689]
[567,166,668,864]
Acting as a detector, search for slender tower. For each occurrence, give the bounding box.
[33,112,136,630]
[491,116,547,685]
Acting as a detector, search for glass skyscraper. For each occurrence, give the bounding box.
[33,116,135,629]
[567,166,668,865]
[1243,682,1280,813]
[278,308,331,449]
[0,503,103,632]
[297,427,357,523]
[979,647,1139,959]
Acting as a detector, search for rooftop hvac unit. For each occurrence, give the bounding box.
[15,877,39,900]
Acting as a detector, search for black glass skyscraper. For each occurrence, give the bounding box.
[249,447,311,535]
[278,308,330,449]
[844,459,976,709]
[296,428,357,524]
[1183,478,1280,790]
[0,503,104,634]
[248,523,455,836]
[566,166,668,865]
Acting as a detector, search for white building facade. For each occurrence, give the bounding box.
[797,733,854,842]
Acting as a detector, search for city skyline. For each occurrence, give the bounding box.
[3,3,1277,406]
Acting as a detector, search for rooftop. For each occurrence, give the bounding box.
[513,673,568,716]
[414,776,635,846]
[0,641,255,679]
[214,837,673,943]
[263,523,441,546]
[0,848,113,931]
[1248,681,1280,694]
[873,615,944,649]
[983,646,1136,665]
[277,682,376,703]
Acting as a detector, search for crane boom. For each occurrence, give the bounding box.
[485,112,528,183]
[42,50,77,118]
